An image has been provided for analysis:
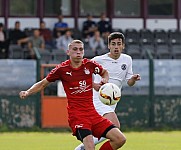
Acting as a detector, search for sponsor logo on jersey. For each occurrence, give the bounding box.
[70,80,92,94]
[70,85,92,94]
[121,64,126,70]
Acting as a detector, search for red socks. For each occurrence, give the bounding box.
[99,141,113,150]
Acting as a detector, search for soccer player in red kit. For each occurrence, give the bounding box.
[19,40,126,150]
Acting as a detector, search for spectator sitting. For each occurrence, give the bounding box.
[88,30,106,55]
[56,29,73,53]
[97,12,112,44]
[18,29,45,59]
[82,13,97,40]
[53,14,69,38]
[9,21,27,45]
[0,23,10,58]
[39,21,54,48]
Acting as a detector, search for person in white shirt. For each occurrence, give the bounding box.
[56,29,73,52]
[75,32,141,150]
[88,30,106,54]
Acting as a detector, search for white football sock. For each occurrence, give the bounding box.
[93,137,106,145]
[74,137,106,150]
[74,143,84,150]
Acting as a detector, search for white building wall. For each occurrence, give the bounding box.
[4,17,180,32]
[146,19,177,31]
[7,18,75,30]
[0,17,5,24]
[112,18,143,31]
[8,18,40,29]
[43,18,75,30]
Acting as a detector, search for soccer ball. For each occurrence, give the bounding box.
[99,83,121,106]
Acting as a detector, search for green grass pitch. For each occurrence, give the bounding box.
[0,131,181,150]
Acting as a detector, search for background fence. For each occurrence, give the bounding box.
[117,95,181,128]
[0,58,181,129]
[0,95,40,128]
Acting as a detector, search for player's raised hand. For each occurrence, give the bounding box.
[19,91,29,99]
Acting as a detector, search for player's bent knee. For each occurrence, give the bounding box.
[116,133,126,147]
[120,135,126,145]
[106,128,127,148]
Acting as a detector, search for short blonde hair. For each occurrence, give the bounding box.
[68,40,84,49]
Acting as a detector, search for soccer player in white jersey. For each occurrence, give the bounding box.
[75,32,141,150]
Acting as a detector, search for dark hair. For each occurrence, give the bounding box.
[86,13,93,17]
[15,21,20,24]
[108,32,125,44]
[40,20,45,24]
[0,23,4,27]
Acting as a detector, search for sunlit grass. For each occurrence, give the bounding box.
[0,131,181,150]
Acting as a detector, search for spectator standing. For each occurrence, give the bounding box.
[53,14,69,38]
[82,14,97,40]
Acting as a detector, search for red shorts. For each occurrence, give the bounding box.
[68,111,113,139]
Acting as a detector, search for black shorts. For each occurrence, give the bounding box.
[75,125,116,142]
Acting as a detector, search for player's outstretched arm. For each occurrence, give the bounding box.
[127,74,141,86]
[19,78,50,99]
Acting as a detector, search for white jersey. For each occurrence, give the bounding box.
[92,53,133,116]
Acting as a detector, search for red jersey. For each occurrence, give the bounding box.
[46,58,113,137]
[46,58,103,114]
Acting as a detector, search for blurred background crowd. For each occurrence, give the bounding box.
[1,0,181,62]
[0,13,112,61]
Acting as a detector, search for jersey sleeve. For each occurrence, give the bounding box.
[46,65,62,82]
[89,59,104,75]
[91,57,103,82]
[125,57,133,80]
[91,56,102,65]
